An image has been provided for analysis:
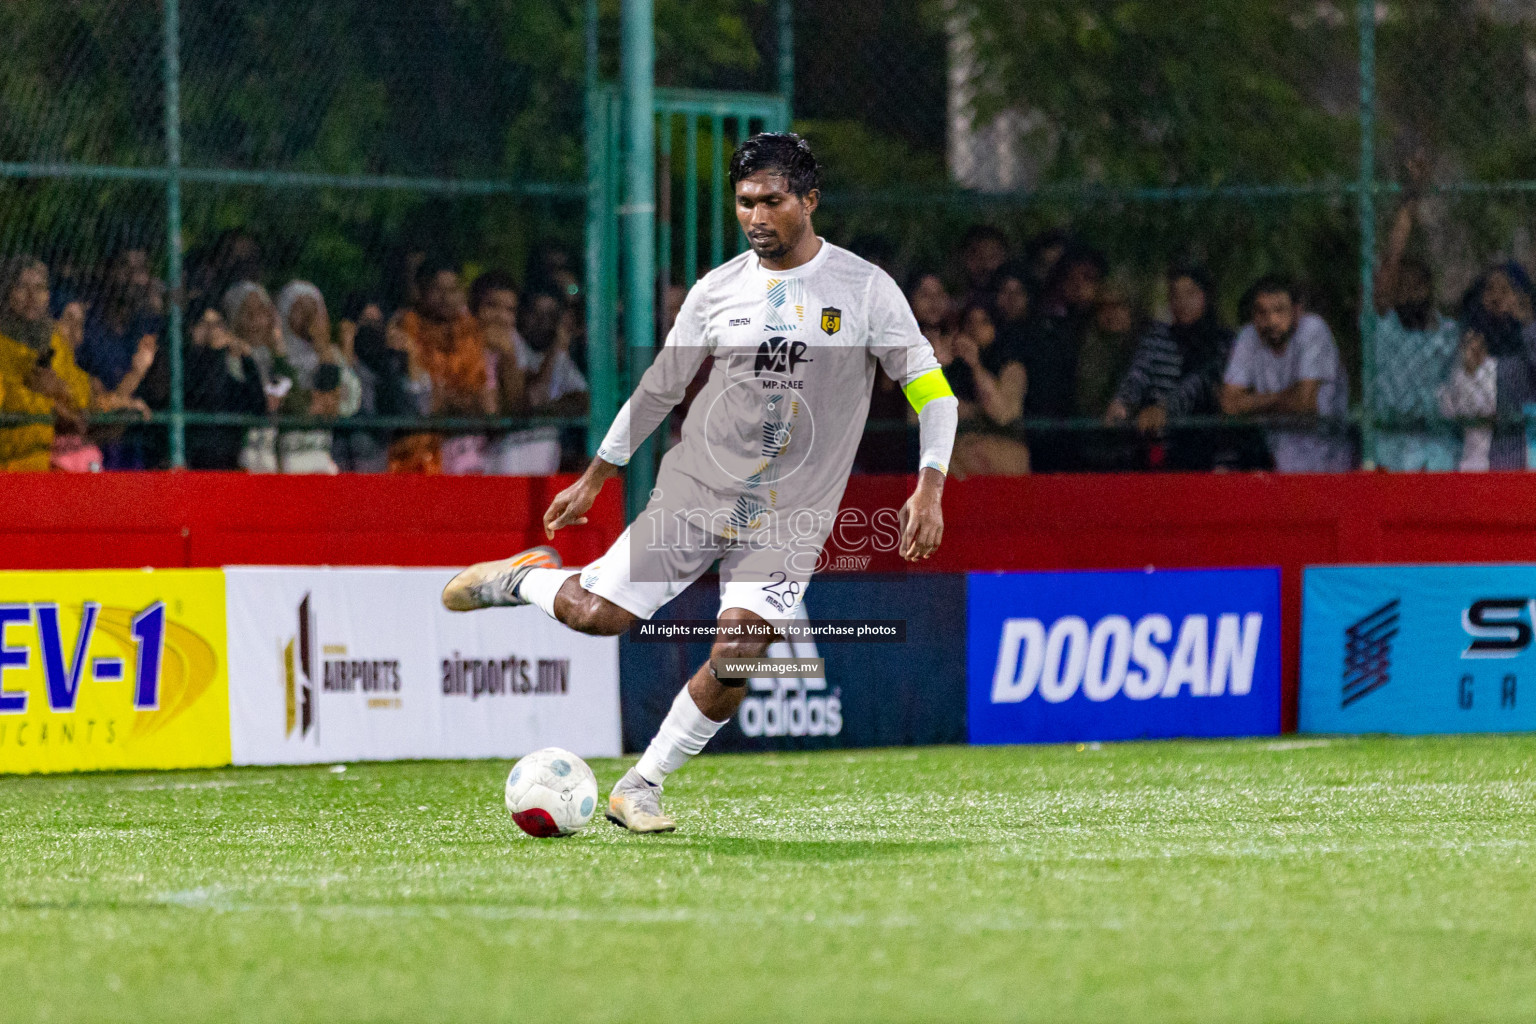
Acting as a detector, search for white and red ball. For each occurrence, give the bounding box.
[504,747,599,837]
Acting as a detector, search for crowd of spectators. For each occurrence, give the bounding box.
[5,172,1536,477]
[866,172,1536,476]
[0,234,589,475]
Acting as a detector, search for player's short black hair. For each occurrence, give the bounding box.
[469,268,519,314]
[729,132,820,198]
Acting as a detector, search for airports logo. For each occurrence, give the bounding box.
[282,592,403,743]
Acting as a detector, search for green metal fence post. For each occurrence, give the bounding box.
[622,0,657,520]
[1358,0,1378,469]
[684,116,699,287]
[162,0,186,468]
[709,114,725,270]
[583,0,616,455]
[657,113,672,304]
[778,0,794,119]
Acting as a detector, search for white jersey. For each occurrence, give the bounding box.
[598,240,940,541]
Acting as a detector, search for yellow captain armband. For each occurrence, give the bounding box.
[902,367,954,414]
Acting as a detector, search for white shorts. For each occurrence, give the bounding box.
[578,517,816,623]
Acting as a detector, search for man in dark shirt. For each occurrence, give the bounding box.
[1020,245,1106,471]
[77,247,163,392]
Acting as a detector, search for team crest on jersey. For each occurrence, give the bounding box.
[820,306,841,335]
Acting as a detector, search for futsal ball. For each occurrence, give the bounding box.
[504,747,599,837]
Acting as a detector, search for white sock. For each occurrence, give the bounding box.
[634,683,727,786]
[517,568,577,620]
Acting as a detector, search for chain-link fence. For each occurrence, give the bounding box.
[781,0,1536,474]
[9,0,1536,476]
[1,0,587,473]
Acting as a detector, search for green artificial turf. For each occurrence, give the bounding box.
[2,736,1534,1022]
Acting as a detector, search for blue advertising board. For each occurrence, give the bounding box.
[1302,565,1536,734]
[967,569,1282,744]
[621,574,967,753]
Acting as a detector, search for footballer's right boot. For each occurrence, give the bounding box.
[441,545,562,612]
[606,768,677,834]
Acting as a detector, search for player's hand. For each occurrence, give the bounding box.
[898,469,944,561]
[545,457,621,538]
[544,478,597,537]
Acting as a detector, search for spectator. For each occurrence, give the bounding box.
[270,281,357,474]
[183,306,267,470]
[1019,245,1106,471]
[1460,262,1533,358]
[1371,155,1461,472]
[471,269,554,476]
[1220,275,1352,473]
[958,224,1008,308]
[991,264,1030,334]
[515,290,589,418]
[76,246,163,392]
[858,271,951,473]
[0,257,93,471]
[392,259,495,474]
[512,289,590,472]
[225,282,289,473]
[470,270,524,411]
[1023,228,1071,298]
[204,230,264,309]
[907,271,954,344]
[1438,321,1496,472]
[1077,275,1140,419]
[526,241,581,306]
[936,302,1030,476]
[332,295,392,473]
[1105,266,1234,470]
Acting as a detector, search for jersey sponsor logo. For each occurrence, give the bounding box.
[820,306,841,334]
[729,317,751,326]
[753,336,813,377]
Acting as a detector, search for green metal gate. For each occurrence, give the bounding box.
[586,85,789,518]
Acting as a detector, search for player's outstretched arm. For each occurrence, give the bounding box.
[544,456,620,538]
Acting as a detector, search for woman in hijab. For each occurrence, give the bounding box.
[1104,265,1234,470]
[224,281,286,473]
[271,280,360,474]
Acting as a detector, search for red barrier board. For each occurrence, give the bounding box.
[0,472,623,573]
[3,469,1533,731]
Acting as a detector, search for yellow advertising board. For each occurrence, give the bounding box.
[0,570,230,774]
